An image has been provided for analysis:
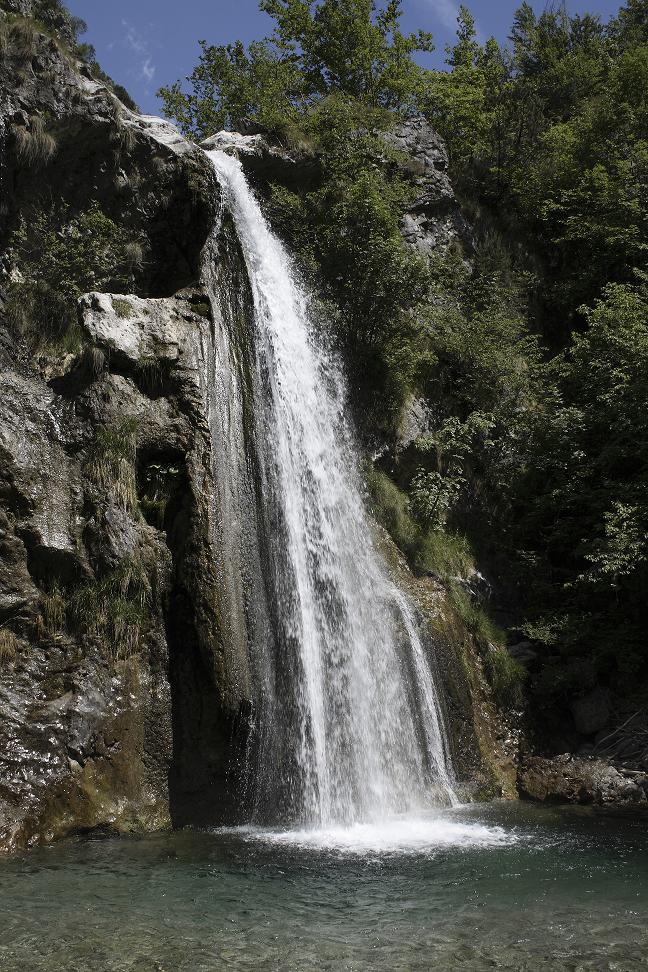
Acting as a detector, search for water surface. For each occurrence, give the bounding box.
[1,802,646,971]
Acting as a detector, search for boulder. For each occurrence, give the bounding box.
[518,754,648,806]
[508,641,539,668]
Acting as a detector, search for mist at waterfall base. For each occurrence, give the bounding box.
[1,803,647,971]
[206,143,458,841]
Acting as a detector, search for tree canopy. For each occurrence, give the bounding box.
[159,0,433,136]
[160,0,648,728]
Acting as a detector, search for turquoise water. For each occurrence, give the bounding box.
[0,802,646,971]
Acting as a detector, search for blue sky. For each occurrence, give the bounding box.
[66,0,622,116]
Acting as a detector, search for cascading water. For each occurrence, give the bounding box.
[206,144,457,828]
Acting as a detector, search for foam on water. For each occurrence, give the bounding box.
[218,812,517,856]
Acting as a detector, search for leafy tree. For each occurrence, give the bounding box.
[513,278,648,693]
[159,0,433,138]
[161,1,436,424]
[163,0,648,719]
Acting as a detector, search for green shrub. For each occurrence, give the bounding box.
[139,460,183,529]
[484,648,527,709]
[8,202,141,352]
[366,464,476,580]
[191,301,211,319]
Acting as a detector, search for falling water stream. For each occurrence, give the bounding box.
[206,145,456,832]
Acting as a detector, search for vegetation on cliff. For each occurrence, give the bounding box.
[7,203,141,351]
[162,0,648,737]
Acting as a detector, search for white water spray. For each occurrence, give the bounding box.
[207,145,457,827]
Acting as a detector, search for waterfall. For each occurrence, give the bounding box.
[206,145,457,828]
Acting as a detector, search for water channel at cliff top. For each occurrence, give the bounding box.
[0,801,646,971]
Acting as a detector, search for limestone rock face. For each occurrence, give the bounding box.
[0,8,217,298]
[201,128,319,192]
[385,117,473,259]
[0,274,257,849]
[518,755,648,807]
[0,11,246,851]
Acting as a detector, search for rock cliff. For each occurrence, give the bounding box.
[0,5,252,850]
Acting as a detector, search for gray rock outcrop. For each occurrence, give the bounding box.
[518,755,648,807]
[0,11,247,850]
[386,116,472,259]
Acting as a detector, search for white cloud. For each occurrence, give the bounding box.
[120,20,156,90]
[140,57,155,85]
[425,0,461,31]
[122,19,148,56]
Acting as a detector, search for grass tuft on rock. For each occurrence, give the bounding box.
[0,627,20,665]
[484,647,527,710]
[86,418,139,512]
[68,556,153,662]
[112,298,133,319]
[13,115,57,166]
[36,587,66,637]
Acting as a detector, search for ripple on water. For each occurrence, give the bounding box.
[1,804,647,972]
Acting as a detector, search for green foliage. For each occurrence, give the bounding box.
[513,279,648,690]
[159,0,432,137]
[422,1,648,335]
[30,0,86,43]
[365,464,475,580]
[139,460,183,529]
[269,114,430,420]
[410,469,463,531]
[7,201,140,351]
[484,647,527,708]
[416,528,475,581]
[365,465,420,557]
[191,300,211,318]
